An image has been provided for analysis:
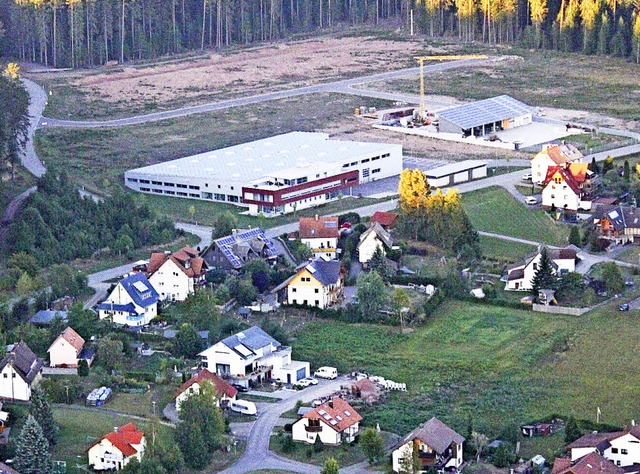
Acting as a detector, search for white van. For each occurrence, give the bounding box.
[229,399,257,416]
[314,367,338,379]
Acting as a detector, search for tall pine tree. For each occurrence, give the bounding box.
[14,415,53,474]
[29,386,59,446]
[531,246,556,295]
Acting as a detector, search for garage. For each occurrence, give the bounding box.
[424,161,488,187]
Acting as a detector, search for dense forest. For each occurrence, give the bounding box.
[0,0,639,68]
[8,171,178,265]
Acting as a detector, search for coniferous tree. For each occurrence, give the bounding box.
[568,226,581,246]
[13,415,53,474]
[29,386,59,446]
[531,246,556,295]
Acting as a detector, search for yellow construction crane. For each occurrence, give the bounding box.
[414,54,489,117]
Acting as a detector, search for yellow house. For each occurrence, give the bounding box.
[275,258,343,309]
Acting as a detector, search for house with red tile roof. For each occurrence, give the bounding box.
[146,246,209,302]
[541,163,595,212]
[531,142,584,184]
[370,211,398,229]
[291,398,362,445]
[88,423,146,471]
[47,327,94,368]
[175,368,237,411]
[566,426,640,469]
[552,452,625,474]
[299,216,340,259]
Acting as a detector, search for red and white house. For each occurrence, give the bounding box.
[292,398,362,445]
[299,216,340,259]
[88,423,146,471]
[145,246,208,302]
[175,368,237,411]
[47,327,93,368]
[541,163,595,212]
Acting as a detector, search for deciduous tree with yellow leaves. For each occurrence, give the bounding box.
[398,168,431,211]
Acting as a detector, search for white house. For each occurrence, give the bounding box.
[198,326,309,388]
[273,257,343,309]
[357,223,393,265]
[175,368,237,411]
[531,142,583,184]
[299,216,340,259]
[568,426,640,468]
[96,273,159,327]
[292,398,362,445]
[146,246,208,302]
[392,417,465,473]
[505,246,577,291]
[0,341,43,402]
[88,423,146,471]
[47,326,93,368]
[541,163,594,212]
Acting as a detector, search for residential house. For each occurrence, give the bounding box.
[87,423,146,471]
[146,246,209,302]
[273,257,344,309]
[0,341,43,402]
[47,327,94,368]
[96,273,159,327]
[392,417,465,473]
[29,310,68,327]
[552,452,624,474]
[541,163,595,212]
[357,223,394,266]
[175,368,237,411]
[291,398,362,445]
[370,211,398,229]
[202,228,280,271]
[505,246,577,291]
[531,142,584,184]
[299,216,339,259]
[198,326,309,388]
[594,206,640,245]
[567,426,640,469]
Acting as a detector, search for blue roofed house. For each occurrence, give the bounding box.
[272,257,344,309]
[198,326,310,388]
[96,273,159,327]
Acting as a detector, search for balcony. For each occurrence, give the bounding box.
[305,425,322,433]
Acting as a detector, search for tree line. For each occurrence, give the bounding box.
[1,0,639,68]
[0,64,30,181]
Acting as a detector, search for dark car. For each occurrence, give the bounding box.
[619,303,630,311]
[232,383,249,392]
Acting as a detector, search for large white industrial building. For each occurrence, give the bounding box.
[125,132,402,217]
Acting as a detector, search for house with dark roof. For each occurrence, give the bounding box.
[371,211,398,229]
[541,163,595,212]
[594,206,640,245]
[292,398,362,445]
[505,246,577,291]
[29,310,68,327]
[87,423,146,471]
[299,215,340,259]
[273,257,344,309]
[145,246,209,302]
[531,142,584,184]
[567,427,640,469]
[202,228,280,271]
[392,417,465,473]
[47,327,94,368]
[0,341,44,401]
[198,326,309,388]
[175,368,237,411]
[96,273,159,327]
[552,451,625,474]
[357,222,394,266]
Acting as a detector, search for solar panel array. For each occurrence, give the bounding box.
[437,95,533,130]
[215,228,278,269]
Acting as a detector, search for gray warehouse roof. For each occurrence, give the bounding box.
[425,160,487,179]
[437,95,532,130]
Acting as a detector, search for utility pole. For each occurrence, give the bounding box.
[152,400,156,446]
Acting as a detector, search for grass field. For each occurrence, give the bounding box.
[462,187,570,246]
[290,298,640,450]
[479,235,536,262]
[613,245,640,265]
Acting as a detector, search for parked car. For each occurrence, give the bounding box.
[296,377,318,387]
[522,173,532,181]
[525,196,538,205]
[619,303,630,311]
[314,367,338,379]
[232,383,249,393]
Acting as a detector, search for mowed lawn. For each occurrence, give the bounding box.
[291,299,639,446]
[462,187,570,246]
[479,235,537,262]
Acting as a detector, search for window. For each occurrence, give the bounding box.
[139,179,150,184]
[315,300,319,306]
[227,195,239,203]
[382,153,390,158]
[214,193,226,201]
[177,192,188,196]
[152,181,162,185]
[165,190,175,195]
[152,188,162,193]
[127,178,138,183]
[372,168,381,174]
[372,156,380,161]
[622,449,628,455]
[189,185,200,190]
[296,177,307,185]
[164,182,175,187]
[612,448,619,453]
[292,288,297,292]
[361,158,370,163]
[177,184,187,188]
[315,288,319,293]
[140,187,150,192]
[189,193,199,197]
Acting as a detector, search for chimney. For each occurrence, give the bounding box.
[114,426,118,433]
[315,214,319,221]
[328,400,334,408]
[633,420,636,427]
[562,140,566,145]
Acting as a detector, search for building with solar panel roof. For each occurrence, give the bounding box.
[202,228,281,271]
[436,95,533,136]
[124,132,402,217]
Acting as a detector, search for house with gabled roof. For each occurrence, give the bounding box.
[96,273,159,327]
[0,341,44,401]
[552,451,625,474]
[175,368,237,411]
[145,246,208,302]
[299,215,339,259]
[531,142,584,184]
[357,222,393,266]
[371,211,398,229]
[541,163,595,212]
[87,423,146,471]
[505,246,577,291]
[202,228,280,271]
[273,257,344,309]
[392,417,465,473]
[567,426,640,469]
[48,327,94,368]
[593,206,640,245]
[292,398,362,445]
[198,326,309,388]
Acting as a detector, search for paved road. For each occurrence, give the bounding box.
[39,57,492,129]
[20,78,48,176]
